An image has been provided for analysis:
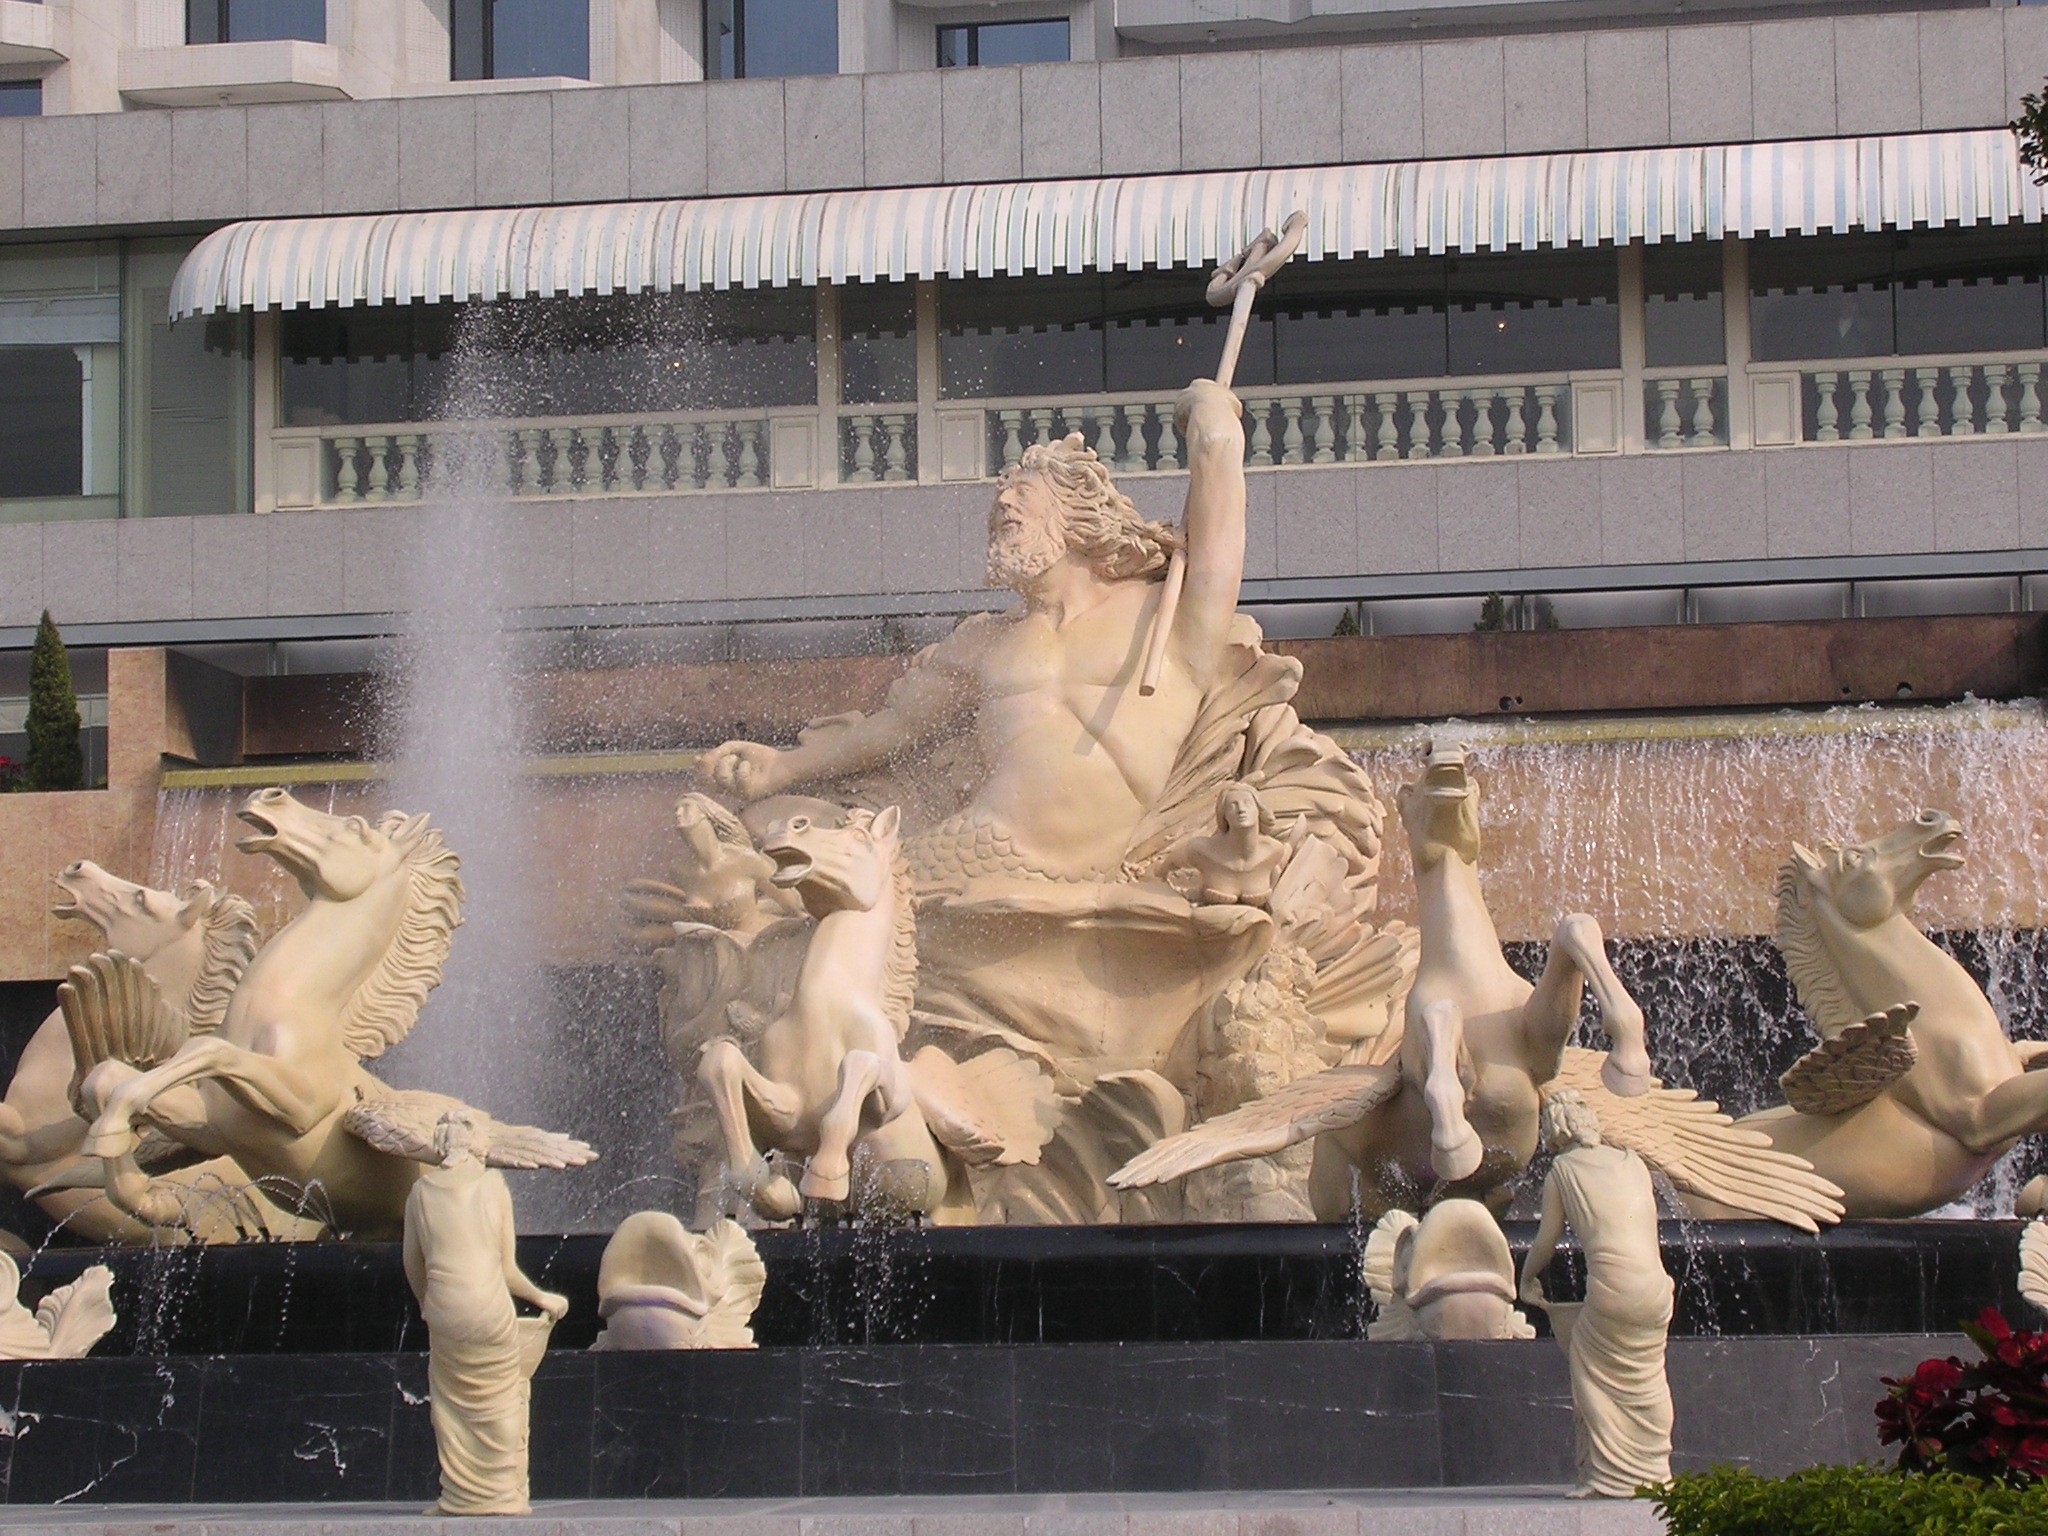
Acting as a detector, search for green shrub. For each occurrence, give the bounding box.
[24,610,83,793]
[1652,1463,2048,1536]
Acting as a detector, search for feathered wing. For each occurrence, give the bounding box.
[693,1219,768,1349]
[907,1046,1060,1167]
[58,952,191,1116]
[340,1086,599,1170]
[1778,1002,1920,1117]
[2021,1220,2048,1321]
[1107,1061,1402,1189]
[1543,1047,1846,1233]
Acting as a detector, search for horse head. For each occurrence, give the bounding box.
[1396,742,1482,871]
[236,787,415,902]
[1776,810,1965,1030]
[761,806,903,921]
[52,861,212,960]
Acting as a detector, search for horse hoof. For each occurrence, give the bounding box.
[1600,1055,1653,1098]
[800,1166,852,1203]
[753,1175,802,1222]
[1431,1130,1484,1183]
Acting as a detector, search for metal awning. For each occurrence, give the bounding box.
[168,128,2041,319]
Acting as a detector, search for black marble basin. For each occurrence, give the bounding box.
[9,1218,2030,1356]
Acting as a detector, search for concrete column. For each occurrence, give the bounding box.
[1723,234,1754,450]
[915,278,939,484]
[1617,239,1646,455]
[817,280,842,487]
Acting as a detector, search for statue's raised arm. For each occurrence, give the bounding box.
[1166,377,1249,693]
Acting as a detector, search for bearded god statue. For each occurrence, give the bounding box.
[702,383,1408,1223]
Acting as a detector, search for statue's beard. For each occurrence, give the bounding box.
[986,520,1066,590]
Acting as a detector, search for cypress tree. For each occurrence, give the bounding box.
[25,610,84,792]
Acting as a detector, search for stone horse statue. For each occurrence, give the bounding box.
[0,861,298,1243]
[1113,744,1847,1232]
[44,789,596,1239]
[1725,811,2048,1218]
[698,806,1056,1223]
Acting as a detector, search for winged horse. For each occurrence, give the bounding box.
[48,788,595,1239]
[1114,743,1847,1232]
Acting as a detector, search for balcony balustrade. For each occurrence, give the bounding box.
[1641,372,1730,450]
[1802,359,2048,440]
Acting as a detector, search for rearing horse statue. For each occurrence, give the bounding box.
[54,789,595,1239]
[1726,811,2048,1218]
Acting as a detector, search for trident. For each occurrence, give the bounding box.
[1137,210,1309,696]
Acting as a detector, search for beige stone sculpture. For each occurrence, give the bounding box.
[1160,783,1296,907]
[2021,1219,2048,1320]
[1364,1199,1533,1341]
[0,863,302,1243]
[1112,744,1846,1232]
[38,789,595,1239]
[0,1251,116,1359]
[1714,812,2048,1219]
[1521,1091,1675,1500]
[698,806,1057,1223]
[590,1212,766,1350]
[403,1110,567,1518]
[701,382,1413,1222]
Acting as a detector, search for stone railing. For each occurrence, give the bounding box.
[272,409,819,508]
[1760,354,2048,443]
[966,375,1598,479]
[838,411,919,483]
[1641,371,1730,450]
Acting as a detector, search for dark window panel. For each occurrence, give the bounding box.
[1271,255,1451,383]
[1643,239,1725,368]
[1103,267,1271,394]
[707,0,835,80]
[0,347,83,499]
[188,0,325,44]
[840,280,918,405]
[936,26,971,68]
[937,19,1068,68]
[1748,232,1896,361]
[452,0,588,81]
[940,273,1107,399]
[1893,224,2047,355]
[0,81,38,119]
[1446,248,1619,375]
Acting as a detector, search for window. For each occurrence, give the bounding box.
[452,0,589,81]
[1444,249,1619,375]
[0,82,39,119]
[280,289,818,427]
[937,19,1069,68]
[840,282,916,406]
[0,244,120,519]
[1643,241,1725,367]
[0,349,83,498]
[186,0,326,44]
[704,0,836,80]
[1749,233,1898,361]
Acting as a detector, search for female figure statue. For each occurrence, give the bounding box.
[1163,783,1294,908]
[402,1110,568,1516]
[1519,1089,1675,1498]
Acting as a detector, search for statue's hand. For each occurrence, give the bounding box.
[535,1289,569,1321]
[701,741,787,802]
[1175,377,1245,445]
[1519,1277,1547,1308]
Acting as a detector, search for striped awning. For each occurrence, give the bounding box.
[168,128,2043,319]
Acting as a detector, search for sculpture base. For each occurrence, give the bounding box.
[0,1335,1948,1504]
[14,1220,2027,1355]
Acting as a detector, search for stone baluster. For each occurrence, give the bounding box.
[1338,396,1369,462]
[361,437,392,501]
[1375,393,1400,460]
[1985,364,2014,434]
[1029,406,1057,451]
[1685,379,1718,446]
[1467,390,1497,456]
[1502,390,1529,455]
[736,421,764,488]
[519,428,549,493]
[502,429,524,494]
[850,414,878,481]
[1088,409,1115,465]
[1114,407,1144,473]
[1813,373,1840,441]
[628,425,652,490]
[1155,408,1181,470]
[2020,364,2044,432]
[1438,392,1468,458]
[1405,391,1434,459]
[1279,399,1306,464]
[564,428,590,490]
[597,427,621,490]
[1533,385,1562,453]
[1310,396,1337,463]
[1655,379,1683,448]
[997,410,1025,469]
[1948,367,1977,434]
[331,436,362,502]
[1248,402,1275,465]
[883,415,911,481]
[1914,369,1942,436]
[1880,370,1907,438]
[394,434,421,500]
[658,424,683,489]
[1846,372,1874,440]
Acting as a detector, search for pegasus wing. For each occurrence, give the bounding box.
[656,923,753,1055]
[35,1264,116,1359]
[695,1218,768,1349]
[908,1046,1060,1167]
[1545,1048,1846,1233]
[338,1086,453,1163]
[478,1119,600,1171]
[623,880,712,952]
[58,952,191,1117]
[1778,1003,1920,1117]
[2022,1220,2048,1321]
[1107,1062,1402,1190]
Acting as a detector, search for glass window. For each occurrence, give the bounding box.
[704,0,837,80]
[1643,240,1724,367]
[1749,233,1896,361]
[840,281,916,406]
[1893,225,2046,355]
[281,289,818,425]
[186,0,327,44]
[940,273,1105,399]
[1445,248,1619,375]
[0,243,120,519]
[1270,255,1449,383]
[0,349,83,498]
[937,19,1069,68]
[452,0,589,81]
[127,239,251,518]
[1104,267,1271,394]
[0,81,40,119]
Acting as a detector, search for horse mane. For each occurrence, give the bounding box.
[340,812,466,1060]
[185,884,260,1037]
[1774,848,1858,1035]
[883,851,917,1041]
